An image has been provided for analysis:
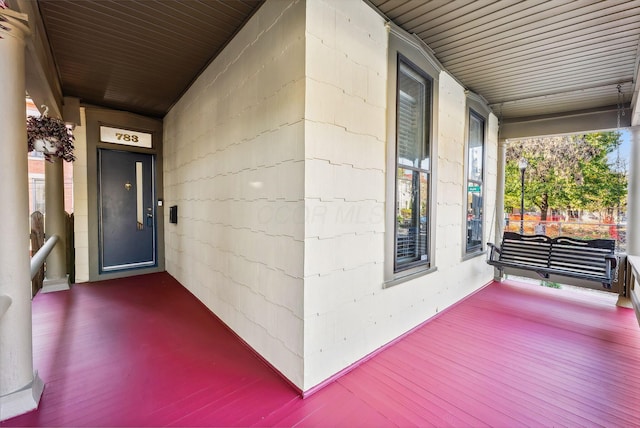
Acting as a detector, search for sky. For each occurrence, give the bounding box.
[609,128,631,169]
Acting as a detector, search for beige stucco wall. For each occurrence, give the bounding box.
[164,0,498,392]
[163,0,306,387]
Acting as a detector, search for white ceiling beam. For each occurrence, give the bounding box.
[500,106,631,140]
[8,0,63,118]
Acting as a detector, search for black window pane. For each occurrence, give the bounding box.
[466,187,482,251]
[466,111,484,253]
[395,59,432,272]
[396,168,429,267]
[397,63,430,170]
[468,113,483,181]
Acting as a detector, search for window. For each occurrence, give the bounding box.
[31,178,45,214]
[385,28,440,286]
[394,59,432,272]
[465,110,485,253]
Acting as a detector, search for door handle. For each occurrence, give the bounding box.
[146,208,153,227]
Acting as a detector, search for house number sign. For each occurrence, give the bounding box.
[100,126,152,148]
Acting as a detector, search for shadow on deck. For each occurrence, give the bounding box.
[4,272,640,427]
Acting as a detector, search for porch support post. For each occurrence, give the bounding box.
[42,159,69,292]
[0,9,44,421]
[493,139,507,281]
[627,126,640,256]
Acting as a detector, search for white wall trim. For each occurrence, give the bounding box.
[386,22,443,75]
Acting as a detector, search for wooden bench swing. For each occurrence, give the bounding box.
[487,231,619,289]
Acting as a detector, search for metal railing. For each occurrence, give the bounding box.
[1,235,58,320]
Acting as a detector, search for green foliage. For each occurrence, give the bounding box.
[505,132,626,219]
[576,133,627,213]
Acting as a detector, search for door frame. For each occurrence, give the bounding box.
[85,107,165,282]
[97,149,157,273]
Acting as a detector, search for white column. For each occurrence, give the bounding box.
[615,127,640,308]
[42,158,69,292]
[627,127,640,256]
[493,139,507,281]
[0,9,44,421]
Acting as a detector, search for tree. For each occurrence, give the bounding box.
[505,132,626,221]
[574,133,627,218]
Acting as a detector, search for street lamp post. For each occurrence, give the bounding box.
[519,158,528,234]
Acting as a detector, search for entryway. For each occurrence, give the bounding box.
[98,149,156,272]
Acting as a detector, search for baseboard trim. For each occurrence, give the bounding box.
[41,275,71,293]
[0,371,44,422]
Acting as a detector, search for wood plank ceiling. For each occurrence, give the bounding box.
[33,0,640,121]
[369,0,640,120]
[35,0,263,118]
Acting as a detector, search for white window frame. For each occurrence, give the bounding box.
[384,28,440,287]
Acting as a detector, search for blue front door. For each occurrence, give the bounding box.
[98,149,156,272]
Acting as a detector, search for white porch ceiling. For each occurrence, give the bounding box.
[13,0,640,126]
[368,0,640,123]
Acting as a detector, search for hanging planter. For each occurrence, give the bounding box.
[26,106,75,162]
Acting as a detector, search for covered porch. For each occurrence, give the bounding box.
[2,0,640,423]
[3,272,640,427]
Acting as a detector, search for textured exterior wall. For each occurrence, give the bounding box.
[432,71,499,307]
[302,1,498,390]
[163,0,499,392]
[163,0,306,387]
[302,0,387,390]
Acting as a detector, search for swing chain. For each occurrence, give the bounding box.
[616,84,624,129]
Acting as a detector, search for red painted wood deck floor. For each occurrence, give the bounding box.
[3,272,640,427]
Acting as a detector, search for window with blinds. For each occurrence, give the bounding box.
[395,59,432,272]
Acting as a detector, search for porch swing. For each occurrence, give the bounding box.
[487,86,626,292]
[487,232,618,289]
